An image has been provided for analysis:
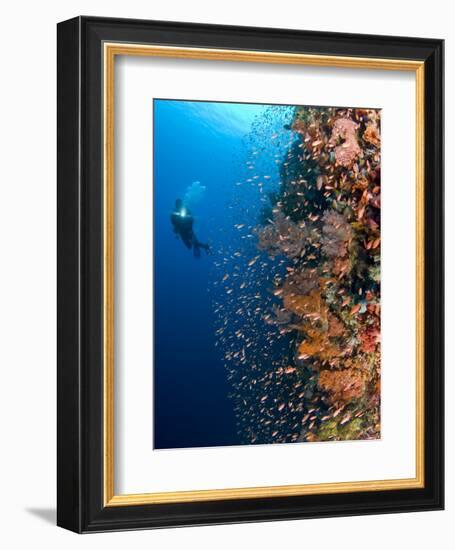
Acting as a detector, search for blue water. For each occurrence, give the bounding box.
[153,99,293,449]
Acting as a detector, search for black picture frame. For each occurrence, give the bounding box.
[57,16,444,533]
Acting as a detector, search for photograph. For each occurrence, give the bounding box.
[153,99,382,450]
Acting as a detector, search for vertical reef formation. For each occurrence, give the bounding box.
[253,106,381,442]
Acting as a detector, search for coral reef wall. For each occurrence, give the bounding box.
[234,106,381,443]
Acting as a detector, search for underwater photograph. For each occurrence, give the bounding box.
[153,98,381,450]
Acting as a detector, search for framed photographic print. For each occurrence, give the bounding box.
[57,16,444,532]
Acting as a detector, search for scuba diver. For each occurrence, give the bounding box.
[170,199,211,258]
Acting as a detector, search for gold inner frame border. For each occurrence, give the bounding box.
[103,43,425,506]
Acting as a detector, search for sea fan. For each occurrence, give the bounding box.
[282,270,319,296]
[321,209,352,259]
[256,209,309,259]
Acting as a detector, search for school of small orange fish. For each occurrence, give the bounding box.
[212,105,381,444]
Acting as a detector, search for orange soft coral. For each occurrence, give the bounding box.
[328,313,345,337]
[318,368,367,404]
[297,326,341,362]
[363,122,381,147]
[283,288,326,320]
